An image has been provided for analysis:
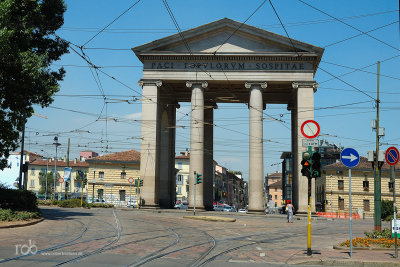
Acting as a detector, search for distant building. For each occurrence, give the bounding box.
[79,150,98,161]
[281,140,342,210]
[86,150,141,205]
[27,157,89,199]
[317,157,400,216]
[265,172,283,208]
[175,151,190,203]
[0,150,43,189]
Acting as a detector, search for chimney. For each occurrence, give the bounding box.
[74,158,77,164]
[63,157,66,162]
[185,148,189,156]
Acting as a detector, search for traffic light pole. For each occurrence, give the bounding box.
[194,171,197,216]
[307,176,312,256]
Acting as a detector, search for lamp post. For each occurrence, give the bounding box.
[53,137,61,200]
[41,150,49,200]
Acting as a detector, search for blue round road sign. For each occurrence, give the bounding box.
[340,148,360,168]
[385,146,399,166]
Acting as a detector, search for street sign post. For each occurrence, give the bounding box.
[128,177,134,208]
[340,148,360,258]
[302,139,319,147]
[386,146,399,258]
[301,120,320,139]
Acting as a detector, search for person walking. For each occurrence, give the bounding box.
[286,201,294,223]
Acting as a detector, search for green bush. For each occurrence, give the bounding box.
[0,209,41,221]
[56,199,89,208]
[381,200,394,221]
[364,228,392,239]
[89,203,114,208]
[0,188,38,211]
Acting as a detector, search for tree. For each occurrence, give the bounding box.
[0,0,68,169]
[38,171,59,196]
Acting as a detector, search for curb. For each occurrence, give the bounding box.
[292,259,400,267]
[0,217,44,229]
[183,216,236,222]
[333,245,395,251]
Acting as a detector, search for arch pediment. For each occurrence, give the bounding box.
[132,18,324,61]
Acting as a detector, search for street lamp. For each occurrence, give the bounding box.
[53,137,61,200]
[41,150,49,200]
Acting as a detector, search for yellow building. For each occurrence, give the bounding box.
[86,150,141,206]
[27,157,89,199]
[317,157,400,217]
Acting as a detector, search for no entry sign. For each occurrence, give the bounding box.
[128,177,134,184]
[301,120,320,139]
[385,146,399,166]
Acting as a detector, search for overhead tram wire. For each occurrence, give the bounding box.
[214,0,267,54]
[268,0,301,57]
[323,20,399,49]
[297,0,400,53]
[82,0,142,47]
[319,54,400,85]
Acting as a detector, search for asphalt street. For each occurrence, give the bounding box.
[0,207,393,267]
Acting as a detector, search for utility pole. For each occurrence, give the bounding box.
[18,116,26,190]
[374,62,382,231]
[65,138,70,199]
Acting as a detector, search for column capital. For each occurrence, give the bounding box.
[292,81,318,92]
[245,81,267,89]
[186,81,208,88]
[138,79,162,87]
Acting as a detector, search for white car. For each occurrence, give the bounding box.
[127,200,137,207]
[238,208,247,214]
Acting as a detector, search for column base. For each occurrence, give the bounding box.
[247,209,265,214]
[140,205,160,210]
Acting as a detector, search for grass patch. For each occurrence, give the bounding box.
[0,209,41,221]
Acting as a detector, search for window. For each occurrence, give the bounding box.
[363,181,369,191]
[339,198,344,210]
[121,172,126,179]
[97,189,103,200]
[177,186,182,194]
[99,172,104,180]
[274,195,277,200]
[76,181,82,188]
[178,162,182,169]
[275,188,277,192]
[389,182,394,192]
[363,199,370,212]
[274,202,277,207]
[119,190,126,201]
[30,179,35,188]
[177,174,183,185]
[31,168,35,175]
[338,180,344,190]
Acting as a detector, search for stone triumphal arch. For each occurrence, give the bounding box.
[132,18,324,213]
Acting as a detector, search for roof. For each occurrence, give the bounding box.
[267,172,282,178]
[29,158,88,168]
[323,156,400,172]
[11,150,43,158]
[176,154,190,159]
[269,180,282,188]
[86,150,141,163]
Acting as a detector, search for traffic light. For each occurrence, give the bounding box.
[196,173,202,184]
[311,152,321,178]
[139,179,143,187]
[83,178,87,186]
[134,179,138,186]
[301,151,312,178]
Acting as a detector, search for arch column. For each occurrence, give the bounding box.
[138,79,162,208]
[187,81,208,211]
[292,81,318,213]
[203,101,216,210]
[246,81,267,213]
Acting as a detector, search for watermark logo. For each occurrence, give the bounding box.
[15,240,37,255]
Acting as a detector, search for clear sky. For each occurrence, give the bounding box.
[24,0,399,181]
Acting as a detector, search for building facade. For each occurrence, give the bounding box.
[266,172,283,208]
[317,157,400,217]
[175,151,190,203]
[86,150,141,206]
[27,157,89,199]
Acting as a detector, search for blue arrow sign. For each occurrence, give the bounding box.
[340,148,360,168]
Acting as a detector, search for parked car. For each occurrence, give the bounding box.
[238,208,247,214]
[278,205,286,214]
[213,205,224,211]
[127,199,137,207]
[174,202,188,209]
[223,205,234,212]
